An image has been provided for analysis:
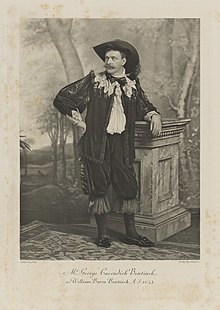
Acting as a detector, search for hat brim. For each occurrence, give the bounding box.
[93,39,139,74]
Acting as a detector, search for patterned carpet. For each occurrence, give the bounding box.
[20,218,200,260]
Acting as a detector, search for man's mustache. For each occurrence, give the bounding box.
[104,64,115,69]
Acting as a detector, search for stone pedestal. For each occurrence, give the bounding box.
[106,118,191,244]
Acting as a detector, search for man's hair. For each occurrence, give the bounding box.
[128,63,141,80]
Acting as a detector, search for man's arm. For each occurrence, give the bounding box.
[136,78,162,136]
[53,71,95,133]
[53,70,95,117]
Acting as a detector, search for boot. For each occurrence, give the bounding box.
[94,213,111,248]
[123,213,154,247]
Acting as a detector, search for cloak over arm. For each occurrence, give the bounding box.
[135,78,159,121]
[53,70,95,117]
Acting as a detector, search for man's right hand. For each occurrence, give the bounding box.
[66,110,86,134]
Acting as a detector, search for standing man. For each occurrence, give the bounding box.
[53,39,162,248]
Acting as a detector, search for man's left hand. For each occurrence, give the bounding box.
[150,114,162,136]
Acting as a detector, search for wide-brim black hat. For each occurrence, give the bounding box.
[93,39,140,74]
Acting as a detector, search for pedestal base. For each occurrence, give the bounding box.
[106,207,191,244]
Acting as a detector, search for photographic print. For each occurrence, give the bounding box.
[20,18,200,261]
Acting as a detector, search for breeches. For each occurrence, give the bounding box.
[81,133,138,200]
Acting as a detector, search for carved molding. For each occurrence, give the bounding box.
[135,118,191,148]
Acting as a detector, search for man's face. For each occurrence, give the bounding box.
[104,50,126,75]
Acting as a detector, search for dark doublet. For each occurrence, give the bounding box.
[53,70,158,166]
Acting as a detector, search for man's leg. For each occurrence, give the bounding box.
[109,134,154,247]
[81,157,112,247]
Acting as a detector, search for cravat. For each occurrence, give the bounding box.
[106,74,127,87]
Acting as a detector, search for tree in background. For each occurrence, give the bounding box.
[46,19,84,184]
[59,112,72,180]
[20,135,31,176]
[21,19,79,182]
[139,19,200,207]
[126,19,200,207]
[21,18,200,208]
[37,104,59,179]
[171,19,200,206]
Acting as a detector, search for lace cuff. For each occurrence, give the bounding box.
[113,198,140,214]
[88,196,111,215]
[66,109,82,125]
[144,111,161,122]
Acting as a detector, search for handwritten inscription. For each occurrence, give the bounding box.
[62,267,157,285]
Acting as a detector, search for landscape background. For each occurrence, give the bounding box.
[20,18,200,224]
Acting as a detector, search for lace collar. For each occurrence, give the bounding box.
[94,71,136,98]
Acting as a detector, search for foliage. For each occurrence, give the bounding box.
[21,19,52,48]
[58,163,84,206]
[20,135,31,152]
[20,18,200,209]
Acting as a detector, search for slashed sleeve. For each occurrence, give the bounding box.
[53,70,95,117]
[135,78,159,121]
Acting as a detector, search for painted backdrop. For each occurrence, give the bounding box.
[20,18,200,224]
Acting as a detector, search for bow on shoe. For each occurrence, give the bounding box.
[125,235,155,247]
[96,235,112,248]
